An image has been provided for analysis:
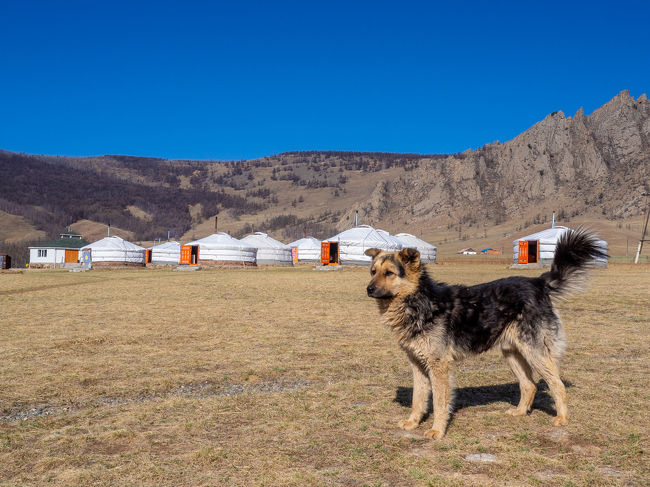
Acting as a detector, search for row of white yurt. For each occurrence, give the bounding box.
[288,230,438,265]
[324,226,439,265]
[80,228,438,268]
[83,225,608,268]
[145,232,292,266]
[186,233,257,266]
[80,232,260,267]
[513,226,608,266]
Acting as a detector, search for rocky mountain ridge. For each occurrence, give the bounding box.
[346,90,648,231]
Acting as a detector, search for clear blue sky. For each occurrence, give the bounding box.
[1,1,648,161]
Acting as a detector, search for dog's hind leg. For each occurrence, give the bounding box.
[423,359,451,440]
[501,343,537,417]
[521,345,568,426]
[398,357,430,431]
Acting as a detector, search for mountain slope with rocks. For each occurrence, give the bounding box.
[346,90,648,233]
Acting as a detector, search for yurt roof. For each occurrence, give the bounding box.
[513,226,570,244]
[149,241,180,251]
[186,233,255,251]
[241,232,290,249]
[288,237,321,249]
[327,225,403,249]
[395,233,437,249]
[83,236,145,251]
[512,226,608,246]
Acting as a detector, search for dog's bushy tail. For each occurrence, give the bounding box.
[544,228,607,298]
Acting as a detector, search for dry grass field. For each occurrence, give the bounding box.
[1,262,648,486]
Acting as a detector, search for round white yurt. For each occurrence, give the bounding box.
[325,225,403,265]
[82,236,146,267]
[240,232,293,266]
[147,241,180,265]
[395,233,437,264]
[185,233,257,266]
[288,237,322,263]
[513,226,608,267]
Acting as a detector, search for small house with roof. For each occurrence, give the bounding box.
[29,230,90,268]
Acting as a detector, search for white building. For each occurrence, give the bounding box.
[29,231,89,268]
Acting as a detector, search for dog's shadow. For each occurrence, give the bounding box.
[394,380,573,418]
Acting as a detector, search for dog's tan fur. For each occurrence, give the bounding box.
[365,247,571,439]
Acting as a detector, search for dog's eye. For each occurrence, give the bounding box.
[385,270,394,277]
[370,268,376,275]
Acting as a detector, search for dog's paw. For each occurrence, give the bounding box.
[505,407,528,417]
[423,428,445,440]
[397,419,419,431]
[552,416,568,427]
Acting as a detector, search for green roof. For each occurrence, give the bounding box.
[32,237,90,249]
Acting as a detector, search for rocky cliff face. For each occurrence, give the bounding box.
[345,91,649,229]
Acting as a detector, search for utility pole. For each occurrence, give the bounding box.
[634,192,649,264]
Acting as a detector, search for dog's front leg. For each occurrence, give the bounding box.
[424,359,451,440]
[398,357,430,431]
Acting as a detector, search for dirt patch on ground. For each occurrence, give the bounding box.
[0,281,90,295]
[1,379,310,422]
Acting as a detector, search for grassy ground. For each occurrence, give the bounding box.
[0,263,648,486]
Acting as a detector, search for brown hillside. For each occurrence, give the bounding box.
[0,211,47,243]
[70,220,135,244]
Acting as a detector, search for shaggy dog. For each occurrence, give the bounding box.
[365,229,606,439]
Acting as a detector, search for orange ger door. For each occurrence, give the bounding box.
[180,245,192,265]
[320,242,330,264]
[518,241,528,264]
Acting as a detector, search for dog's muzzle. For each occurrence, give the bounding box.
[366,285,376,297]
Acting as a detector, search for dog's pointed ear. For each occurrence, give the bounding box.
[365,248,381,259]
[399,247,420,266]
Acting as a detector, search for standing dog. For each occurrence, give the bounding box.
[365,229,606,439]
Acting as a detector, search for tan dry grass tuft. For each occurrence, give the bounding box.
[0,263,648,486]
